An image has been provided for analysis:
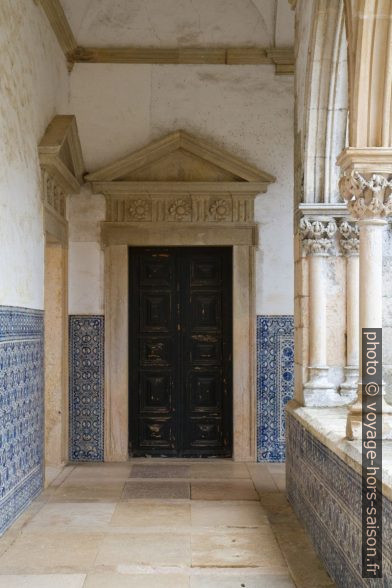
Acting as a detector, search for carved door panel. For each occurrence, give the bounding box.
[129,247,232,457]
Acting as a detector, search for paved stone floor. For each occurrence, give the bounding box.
[0,461,334,587]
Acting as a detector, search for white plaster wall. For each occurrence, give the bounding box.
[0,0,69,309]
[68,64,294,315]
[68,187,105,314]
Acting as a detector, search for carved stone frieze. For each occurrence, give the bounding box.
[105,193,254,224]
[339,171,392,219]
[299,217,337,255]
[339,220,359,256]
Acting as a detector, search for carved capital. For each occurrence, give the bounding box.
[339,220,359,256]
[299,217,337,255]
[339,171,392,220]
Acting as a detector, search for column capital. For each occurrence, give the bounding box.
[299,216,337,255]
[339,220,359,256]
[339,171,392,220]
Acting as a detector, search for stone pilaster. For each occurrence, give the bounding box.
[299,217,346,406]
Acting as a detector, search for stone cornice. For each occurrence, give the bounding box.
[37,0,77,61]
[91,181,267,195]
[71,46,294,74]
[298,202,349,219]
[337,148,392,175]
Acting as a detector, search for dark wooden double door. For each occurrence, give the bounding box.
[129,247,232,457]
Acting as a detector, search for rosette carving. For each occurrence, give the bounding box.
[129,199,151,221]
[209,199,231,221]
[168,198,192,221]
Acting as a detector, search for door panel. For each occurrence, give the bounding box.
[129,247,232,457]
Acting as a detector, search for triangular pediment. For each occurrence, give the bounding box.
[85,130,275,186]
[39,115,84,193]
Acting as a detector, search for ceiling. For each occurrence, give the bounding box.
[59,0,294,48]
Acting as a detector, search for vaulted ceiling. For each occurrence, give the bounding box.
[59,0,294,48]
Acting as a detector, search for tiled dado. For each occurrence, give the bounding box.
[69,316,104,462]
[287,413,392,586]
[67,314,293,463]
[257,315,294,462]
[0,306,44,535]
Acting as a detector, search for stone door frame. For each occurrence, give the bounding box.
[103,224,257,462]
[86,130,276,463]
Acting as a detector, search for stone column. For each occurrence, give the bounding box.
[338,220,359,401]
[339,170,392,439]
[299,217,346,406]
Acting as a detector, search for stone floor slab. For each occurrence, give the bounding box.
[0,533,102,573]
[0,575,86,588]
[190,463,249,479]
[0,461,333,587]
[191,480,258,501]
[247,464,279,493]
[50,483,124,502]
[122,481,190,500]
[190,574,295,587]
[23,503,116,531]
[267,464,286,474]
[95,532,191,567]
[191,528,287,569]
[68,464,132,481]
[191,501,268,528]
[111,501,191,528]
[130,465,190,478]
[84,572,189,587]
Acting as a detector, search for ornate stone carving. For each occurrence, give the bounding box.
[209,199,231,221]
[43,170,66,219]
[105,193,255,224]
[167,198,192,221]
[339,220,359,256]
[299,217,337,255]
[128,198,151,221]
[339,171,392,219]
